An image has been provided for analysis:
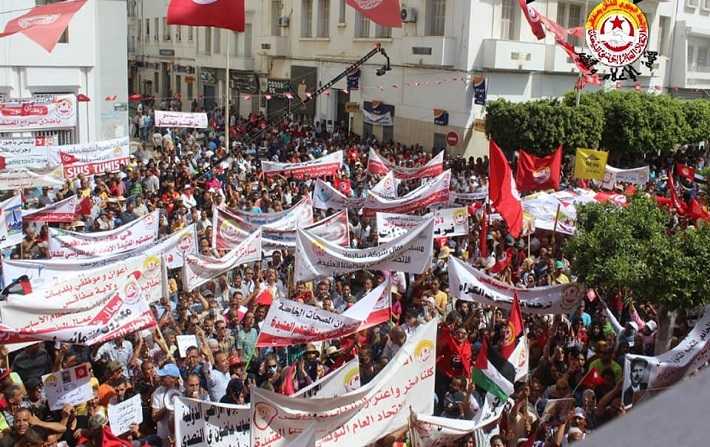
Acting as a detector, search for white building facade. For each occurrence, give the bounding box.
[0,0,128,144]
[129,0,692,155]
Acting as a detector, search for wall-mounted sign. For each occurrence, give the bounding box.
[159,49,175,57]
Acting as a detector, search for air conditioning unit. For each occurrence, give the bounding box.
[400,7,417,23]
[279,16,290,27]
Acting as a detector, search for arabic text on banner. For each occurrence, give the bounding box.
[293,358,361,398]
[183,229,262,291]
[364,169,451,216]
[367,148,444,180]
[370,171,400,198]
[250,319,437,447]
[225,196,314,227]
[0,145,50,170]
[602,165,650,189]
[48,210,159,259]
[0,95,77,131]
[213,207,348,254]
[376,207,468,244]
[262,151,343,179]
[43,363,93,411]
[0,262,160,345]
[175,397,250,447]
[313,179,366,210]
[48,137,130,179]
[23,195,77,223]
[295,217,434,282]
[448,256,584,315]
[257,280,390,347]
[155,110,209,129]
[0,165,65,191]
[622,305,710,407]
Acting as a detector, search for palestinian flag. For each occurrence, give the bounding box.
[472,338,515,402]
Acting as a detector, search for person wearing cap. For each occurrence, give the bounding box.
[552,260,570,285]
[150,363,181,445]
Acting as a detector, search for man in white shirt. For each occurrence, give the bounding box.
[205,351,232,402]
[151,363,182,446]
[94,336,133,374]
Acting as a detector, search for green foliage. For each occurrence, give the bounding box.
[489,91,710,163]
[485,98,603,157]
[565,195,710,311]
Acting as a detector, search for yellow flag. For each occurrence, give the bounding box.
[574,148,608,180]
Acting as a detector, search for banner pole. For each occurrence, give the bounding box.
[551,203,561,249]
[225,30,231,152]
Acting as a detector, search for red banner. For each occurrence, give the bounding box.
[23,195,77,223]
[367,148,444,180]
[261,151,343,179]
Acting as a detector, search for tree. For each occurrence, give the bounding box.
[682,100,710,145]
[564,195,710,354]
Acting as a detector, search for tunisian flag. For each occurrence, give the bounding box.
[167,0,245,32]
[489,141,523,238]
[347,0,402,28]
[515,146,562,193]
[518,0,545,39]
[0,0,87,52]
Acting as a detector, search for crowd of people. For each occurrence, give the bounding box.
[1,102,708,447]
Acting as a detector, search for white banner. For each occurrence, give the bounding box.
[293,358,361,399]
[0,146,50,170]
[0,266,158,345]
[295,217,434,282]
[0,95,77,131]
[183,229,262,291]
[368,148,445,180]
[49,137,130,179]
[602,165,650,189]
[0,194,22,249]
[622,305,710,407]
[250,319,437,447]
[154,110,209,129]
[108,394,143,436]
[376,207,468,244]
[159,224,199,269]
[257,280,391,347]
[364,170,451,216]
[451,190,488,203]
[0,165,65,191]
[410,411,485,447]
[23,195,77,223]
[2,253,165,305]
[0,135,55,147]
[48,210,159,259]
[175,397,250,447]
[226,196,314,229]
[313,179,366,210]
[42,363,93,411]
[448,257,584,315]
[214,207,348,254]
[370,171,400,198]
[262,151,343,179]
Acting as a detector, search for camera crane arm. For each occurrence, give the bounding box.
[246,44,390,144]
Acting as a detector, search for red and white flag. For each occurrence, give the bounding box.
[0,0,87,52]
[515,146,563,193]
[346,0,402,28]
[518,0,545,39]
[489,141,523,238]
[167,0,245,32]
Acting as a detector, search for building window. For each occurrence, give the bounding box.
[244,24,253,57]
[339,0,346,23]
[188,26,194,41]
[214,29,221,53]
[231,32,240,56]
[355,12,370,38]
[698,47,708,71]
[187,81,193,100]
[427,0,446,36]
[154,18,159,41]
[176,25,182,42]
[272,0,283,36]
[145,19,150,40]
[317,0,330,38]
[302,0,313,37]
[501,0,514,40]
[375,24,391,38]
[176,76,182,98]
[557,2,583,46]
[163,18,171,41]
[657,16,670,56]
[204,28,212,54]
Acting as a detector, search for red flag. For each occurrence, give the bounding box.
[515,146,563,193]
[518,0,545,39]
[667,170,686,214]
[167,0,245,32]
[255,288,274,306]
[479,207,489,258]
[687,199,710,221]
[676,163,696,181]
[346,0,402,28]
[59,151,78,164]
[580,367,605,388]
[0,0,87,52]
[0,156,5,170]
[500,292,523,359]
[489,141,523,238]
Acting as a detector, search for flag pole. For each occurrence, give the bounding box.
[225,30,231,152]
